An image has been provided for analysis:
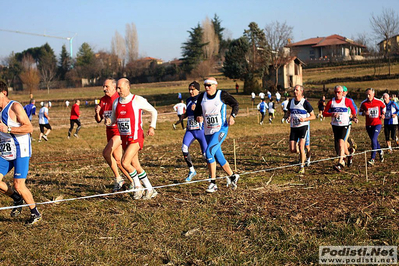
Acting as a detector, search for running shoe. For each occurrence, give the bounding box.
[367,159,375,166]
[259,121,263,125]
[305,156,311,167]
[333,163,344,172]
[112,178,125,192]
[42,135,48,141]
[185,171,197,182]
[347,155,353,167]
[143,189,158,200]
[228,174,240,190]
[379,150,384,163]
[349,137,357,150]
[10,199,24,217]
[25,213,42,226]
[133,187,144,200]
[206,183,218,193]
[172,124,176,130]
[73,133,78,138]
[298,167,305,174]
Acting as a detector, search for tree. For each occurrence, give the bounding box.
[58,45,72,80]
[125,23,139,63]
[111,30,127,73]
[38,43,57,94]
[19,55,40,96]
[181,24,208,74]
[264,21,293,90]
[223,23,271,94]
[212,14,231,63]
[243,22,270,92]
[223,37,250,82]
[202,16,219,59]
[75,42,98,79]
[370,8,399,75]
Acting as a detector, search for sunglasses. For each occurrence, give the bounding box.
[204,84,212,87]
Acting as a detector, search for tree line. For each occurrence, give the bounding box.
[0,8,397,95]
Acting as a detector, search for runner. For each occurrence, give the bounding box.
[38,102,51,142]
[0,81,41,226]
[317,95,326,121]
[181,81,208,181]
[68,99,81,138]
[382,93,399,153]
[268,97,275,123]
[286,85,316,174]
[359,88,386,165]
[323,85,358,172]
[95,78,133,192]
[107,78,158,199]
[257,98,267,125]
[281,97,289,123]
[172,99,186,130]
[194,77,240,193]
[342,86,358,167]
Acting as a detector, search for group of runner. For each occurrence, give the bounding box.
[0,76,396,226]
[287,84,396,174]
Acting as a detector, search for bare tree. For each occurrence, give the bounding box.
[202,16,219,59]
[370,8,399,75]
[125,23,139,63]
[111,30,127,70]
[19,55,40,97]
[264,21,293,90]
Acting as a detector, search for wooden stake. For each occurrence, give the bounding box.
[365,152,368,182]
[233,139,237,172]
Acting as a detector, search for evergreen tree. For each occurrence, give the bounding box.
[223,22,270,93]
[181,24,208,74]
[58,45,72,80]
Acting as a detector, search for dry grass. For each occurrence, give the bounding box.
[0,75,398,265]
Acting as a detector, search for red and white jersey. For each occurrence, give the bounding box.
[110,93,157,138]
[99,92,119,135]
[359,98,386,126]
[329,97,350,126]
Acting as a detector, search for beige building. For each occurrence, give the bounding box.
[286,34,366,63]
[268,57,305,89]
[378,34,399,56]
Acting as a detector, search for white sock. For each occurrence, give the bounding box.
[189,166,195,172]
[129,171,141,188]
[138,171,153,190]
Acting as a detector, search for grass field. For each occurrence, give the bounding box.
[0,75,398,265]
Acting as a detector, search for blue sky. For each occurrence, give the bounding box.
[1,0,398,62]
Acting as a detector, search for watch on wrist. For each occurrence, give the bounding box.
[7,126,11,134]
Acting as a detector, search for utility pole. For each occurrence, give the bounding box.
[0,28,76,58]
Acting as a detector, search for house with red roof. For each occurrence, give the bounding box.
[285,34,366,63]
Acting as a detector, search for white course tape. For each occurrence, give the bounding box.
[0,147,396,211]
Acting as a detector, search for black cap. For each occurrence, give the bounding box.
[189,81,200,91]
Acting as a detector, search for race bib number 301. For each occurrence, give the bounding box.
[117,118,131,135]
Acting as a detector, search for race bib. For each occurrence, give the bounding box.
[206,114,220,128]
[386,110,391,118]
[103,110,112,119]
[117,118,131,135]
[187,116,200,130]
[293,117,301,126]
[0,139,15,159]
[333,114,342,123]
[369,107,379,118]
